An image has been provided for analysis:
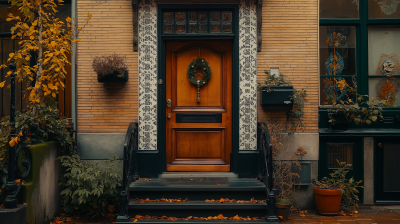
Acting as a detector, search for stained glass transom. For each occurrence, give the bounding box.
[163,11,232,34]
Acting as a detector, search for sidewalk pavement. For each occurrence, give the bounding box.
[284,206,400,224]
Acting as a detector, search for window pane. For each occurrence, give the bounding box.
[320,76,357,105]
[164,12,174,22]
[320,26,357,76]
[320,0,359,18]
[328,144,353,169]
[175,12,186,22]
[369,78,400,105]
[368,27,400,76]
[369,0,400,19]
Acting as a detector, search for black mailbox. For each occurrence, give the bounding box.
[260,86,294,110]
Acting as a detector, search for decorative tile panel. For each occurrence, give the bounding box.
[138,0,158,150]
[238,0,257,150]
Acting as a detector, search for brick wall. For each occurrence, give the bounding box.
[257,0,319,133]
[77,0,319,133]
[77,0,138,133]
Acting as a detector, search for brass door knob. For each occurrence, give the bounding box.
[167,113,171,119]
[167,99,172,108]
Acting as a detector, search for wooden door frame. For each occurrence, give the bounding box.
[157,4,240,173]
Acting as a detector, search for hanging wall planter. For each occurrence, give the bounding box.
[92,54,129,83]
[292,161,311,185]
[97,70,129,83]
[260,86,294,110]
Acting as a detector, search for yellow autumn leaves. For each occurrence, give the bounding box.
[9,131,23,147]
[0,0,92,108]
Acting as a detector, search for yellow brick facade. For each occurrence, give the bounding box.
[77,0,319,133]
[77,0,138,133]
[257,0,319,133]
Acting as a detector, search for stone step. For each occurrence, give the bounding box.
[129,200,268,217]
[116,220,270,224]
[129,178,266,200]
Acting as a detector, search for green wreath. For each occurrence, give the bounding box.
[187,57,212,87]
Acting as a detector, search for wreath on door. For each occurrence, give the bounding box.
[187,57,212,87]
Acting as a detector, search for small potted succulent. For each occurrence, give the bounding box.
[312,161,363,215]
[92,53,128,83]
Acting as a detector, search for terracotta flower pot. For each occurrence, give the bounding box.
[313,187,342,215]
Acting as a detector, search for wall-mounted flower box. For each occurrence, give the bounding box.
[328,112,350,130]
[97,70,129,83]
[260,86,294,110]
[292,161,311,185]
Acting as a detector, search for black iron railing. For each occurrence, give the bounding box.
[4,60,32,209]
[257,122,279,223]
[116,122,138,222]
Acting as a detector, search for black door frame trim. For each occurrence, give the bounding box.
[147,4,240,177]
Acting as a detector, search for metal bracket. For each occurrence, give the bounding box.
[257,0,263,52]
[132,0,139,52]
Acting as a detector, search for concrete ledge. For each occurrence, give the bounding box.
[276,133,319,161]
[77,133,125,159]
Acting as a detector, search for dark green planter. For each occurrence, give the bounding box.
[329,112,350,130]
[98,70,128,83]
[260,86,294,110]
[292,161,311,185]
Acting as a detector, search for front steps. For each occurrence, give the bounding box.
[116,173,278,224]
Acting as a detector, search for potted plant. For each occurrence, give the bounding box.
[258,71,307,133]
[92,54,129,83]
[274,160,294,221]
[312,161,363,215]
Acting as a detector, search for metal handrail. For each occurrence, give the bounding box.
[257,122,279,223]
[117,122,138,222]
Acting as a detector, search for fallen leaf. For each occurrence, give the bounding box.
[278,216,284,220]
[300,213,305,217]
[215,183,220,185]
[107,205,115,212]
[133,219,138,222]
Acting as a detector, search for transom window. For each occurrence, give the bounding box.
[163,11,233,34]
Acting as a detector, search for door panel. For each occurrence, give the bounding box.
[166,40,232,171]
[375,140,400,202]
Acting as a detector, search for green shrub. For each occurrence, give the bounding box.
[0,101,75,190]
[59,154,122,215]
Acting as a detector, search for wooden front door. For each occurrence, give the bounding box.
[166,40,232,172]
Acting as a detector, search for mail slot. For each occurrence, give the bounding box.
[260,86,294,110]
[176,113,222,123]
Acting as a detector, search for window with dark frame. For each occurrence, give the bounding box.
[319,0,400,107]
[0,2,72,117]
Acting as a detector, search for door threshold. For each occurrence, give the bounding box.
[159,171,238,178]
